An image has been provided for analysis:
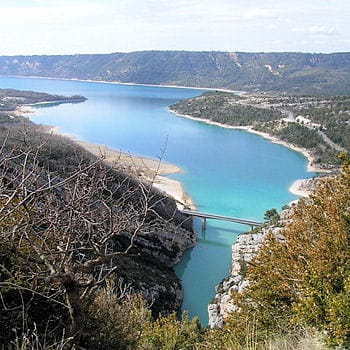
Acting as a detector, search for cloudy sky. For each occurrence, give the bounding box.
[1,0,349,55]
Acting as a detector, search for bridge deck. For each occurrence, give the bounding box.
[181,209,263,229]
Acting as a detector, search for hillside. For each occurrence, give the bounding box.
[218,160,350,348]
[0,91,195,346]
[1,51,350,95]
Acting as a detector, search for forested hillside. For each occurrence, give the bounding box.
[1,51,350,95]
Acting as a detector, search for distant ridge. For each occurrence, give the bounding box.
[1,51,350,95]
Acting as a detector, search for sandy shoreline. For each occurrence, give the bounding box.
[39,125,195,210]
[13,105,35,116]
[288,179,311,197]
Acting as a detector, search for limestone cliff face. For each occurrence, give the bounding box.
[208,210,291,328]
[131,224,196,266]
[113,254,185,316]
[115,217,196,315]
[114,205,197,316]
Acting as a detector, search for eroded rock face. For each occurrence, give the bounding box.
[208,210,292,328]
[114,212,196,315]
[113,255,184,316]
[133,224,196,267]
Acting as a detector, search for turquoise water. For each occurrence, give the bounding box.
[0,77,313,325]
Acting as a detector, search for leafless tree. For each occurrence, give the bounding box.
[0,128,181,346]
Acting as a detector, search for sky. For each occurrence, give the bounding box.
[0,0,349,55]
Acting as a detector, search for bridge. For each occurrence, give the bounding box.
[181,209,263,230]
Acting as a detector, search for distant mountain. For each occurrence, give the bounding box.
[0,51,350,95]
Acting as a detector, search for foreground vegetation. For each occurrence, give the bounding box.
[0,121,193,348]
[222,155,350,348]
[171,92,350,168]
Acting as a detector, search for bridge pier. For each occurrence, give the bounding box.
[202,217,207,230]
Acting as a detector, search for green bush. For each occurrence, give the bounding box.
[138,312,202,350]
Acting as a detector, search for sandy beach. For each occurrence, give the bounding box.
[40,125,195,210]
[289,179,311,197]
[13,105,37,117]
[77,141,195,209]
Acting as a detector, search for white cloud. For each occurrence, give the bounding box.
[244,8,281,20]
[292,25,336,35]
[0,0,349,54]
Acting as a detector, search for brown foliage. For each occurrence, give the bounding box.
[225,160,350,347]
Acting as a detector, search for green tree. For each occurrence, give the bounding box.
[263,208,280,222]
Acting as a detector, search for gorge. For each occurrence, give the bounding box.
[0,76,313,325]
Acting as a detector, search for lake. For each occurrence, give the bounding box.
[0,76,313,325]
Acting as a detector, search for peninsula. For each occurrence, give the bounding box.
[170,91,349,172]
[0,88,86,122]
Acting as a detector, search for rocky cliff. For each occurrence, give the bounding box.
[208,210,292,328]
[114,207,196,315]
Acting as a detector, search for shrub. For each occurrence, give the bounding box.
[84,280,152,349]
[138,312,202,349]
[225,159,350,347]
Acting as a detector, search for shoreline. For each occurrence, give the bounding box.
[288,179,311,197]
[39,124,195,210]
[28,98,87,106]
[168,109,332,199]
[169,109,329,174]
[1,74,244,95]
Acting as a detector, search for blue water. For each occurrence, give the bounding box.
[0,77,313,325]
